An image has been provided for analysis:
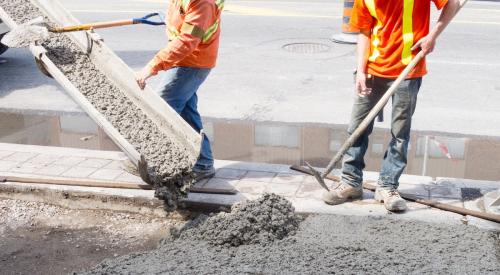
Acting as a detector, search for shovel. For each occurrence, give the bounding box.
[1,12,165,48]
[305,0,468,191]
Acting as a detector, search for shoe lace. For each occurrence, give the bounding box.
[387,189,401,198]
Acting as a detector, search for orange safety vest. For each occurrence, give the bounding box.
[147,0,224,75]
[350,0,448,79]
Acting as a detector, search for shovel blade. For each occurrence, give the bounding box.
[305,161,330,191]
[1,17,50,48]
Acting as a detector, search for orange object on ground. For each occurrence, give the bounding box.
[147,0,223,75]
[341,0,358,34]
[350,0,448,79]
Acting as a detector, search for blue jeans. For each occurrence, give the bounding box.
[341,76,422,189]
[156,66,214,171]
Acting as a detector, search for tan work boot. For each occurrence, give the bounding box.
[322,182,363,205]
[374,187,407,212]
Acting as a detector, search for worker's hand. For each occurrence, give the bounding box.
[411,35,436,55]
[356,71,372,97]
[136,67,154,90]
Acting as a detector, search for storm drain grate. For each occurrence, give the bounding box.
[282,42,331,54]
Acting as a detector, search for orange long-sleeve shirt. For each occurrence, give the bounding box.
[147,0,222,75]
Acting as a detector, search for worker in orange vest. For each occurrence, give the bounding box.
[322,0,460,211]
[136,0,224,181]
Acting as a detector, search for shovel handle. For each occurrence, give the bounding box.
[52,19,135,32]
[51,12,165,33]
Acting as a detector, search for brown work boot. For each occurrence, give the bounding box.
[322,182,363,205]
[374,187,407,212]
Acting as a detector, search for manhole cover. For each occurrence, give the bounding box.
[282,42,331,54]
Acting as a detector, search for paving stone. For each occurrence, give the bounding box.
[399,174,433,185]
[61,167,99,178]
[241,171,276,182]
[235,180,268,194]
[460,187,484,201]
[296,183,324,200]
[3,152,37,162]
[203,178,239,190]
[429,186,462,200]
[35,165,72,176]
[28,154,61,165]
[0,150,15,159]
[52,156,86,166]
[265,182,301,197]
[464,199,485,213]
[102,160,125,170]
[10,162,46,174]
[272,173,305,184]
[436,177,500,190]
[192,178,209,188]
[89,169,124,181]
[302,175,338,187]
[483,190,500,215]
[398,183,430,199]
[0,160,19,172]
[435,178,466,188]
[115,172,143,183]
[77,158,113,168]
[214,168,247,179]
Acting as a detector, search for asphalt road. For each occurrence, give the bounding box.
[1,0,500,136]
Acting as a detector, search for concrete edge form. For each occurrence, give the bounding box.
[0,181,169,217]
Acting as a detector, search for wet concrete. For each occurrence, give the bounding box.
[0,0,196,210]
[177,193,301,247]
[83,213,500,274]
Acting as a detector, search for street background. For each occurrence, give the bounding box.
[1,0,499,136]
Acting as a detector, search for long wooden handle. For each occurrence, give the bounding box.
[51,19,135,33]
[362,181,500,224]
[291,165,500,224]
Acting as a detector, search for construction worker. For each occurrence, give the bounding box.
[323,0,460,211]
[136,0,224,181]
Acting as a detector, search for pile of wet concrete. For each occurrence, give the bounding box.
[0,0,195,210]
[83,194,499,274]
[174,193,301,246]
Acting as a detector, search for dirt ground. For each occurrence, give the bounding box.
[0,198,187,274]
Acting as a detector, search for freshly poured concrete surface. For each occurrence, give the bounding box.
[84,212,499,275]
[1,0,500,136]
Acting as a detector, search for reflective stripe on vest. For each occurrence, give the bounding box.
[178,0,224,43]
[364,0,414,64]
[364,0,382,62]
[402,0,414,65]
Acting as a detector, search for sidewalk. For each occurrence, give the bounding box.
[0,143,498,230]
